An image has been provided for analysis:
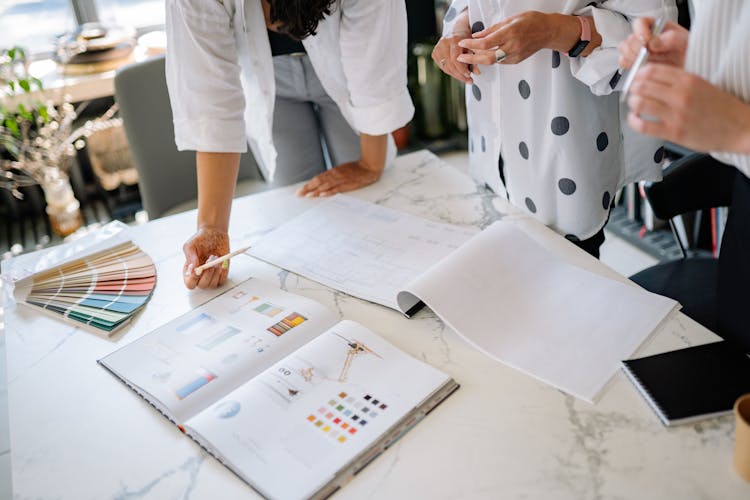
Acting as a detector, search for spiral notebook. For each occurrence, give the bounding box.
[622,341,750,426]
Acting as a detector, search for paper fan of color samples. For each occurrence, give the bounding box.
[17,241,156,334]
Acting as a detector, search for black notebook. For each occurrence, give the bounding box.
[622,341,750,426]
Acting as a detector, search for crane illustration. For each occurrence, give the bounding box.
[333,332,383,382]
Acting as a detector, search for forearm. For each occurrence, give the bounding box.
[729,100,750,155]
[546,14,602,56]
[196,152,240,231]
[359,133,388,173]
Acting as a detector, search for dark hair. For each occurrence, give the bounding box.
[268,0,337,40]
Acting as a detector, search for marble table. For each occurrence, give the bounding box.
[2,151,748,499]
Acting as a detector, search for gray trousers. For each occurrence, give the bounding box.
[262,54,361,186]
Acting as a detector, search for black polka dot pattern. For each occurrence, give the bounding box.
[518,80,531,99]
[519,141,529,160]
[596,132,608,152]
[565,234,580,243]
[481,136,486,152]
[602,191,611,210]
[558,178,577,195]
[444,7,457,23]
[552,51,561,69]
[525,197,537,214]
[551,116,570,136]
[654,146,665,163]
[471,21,485,34]
[472,84,482,101]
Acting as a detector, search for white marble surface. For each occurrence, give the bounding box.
[2,150,748,499]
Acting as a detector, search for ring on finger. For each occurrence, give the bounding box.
[495,49,507,63]
[439,58,446,68]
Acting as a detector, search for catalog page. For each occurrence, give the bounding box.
[185,320,453,500]
[100,278,338,423]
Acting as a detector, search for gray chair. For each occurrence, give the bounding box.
[114,55,268,219]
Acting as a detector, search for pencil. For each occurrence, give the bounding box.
[194,246,251,276]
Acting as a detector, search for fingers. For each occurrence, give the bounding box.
[196,255,219,289]
[618,35,642,69]
[183,243,200,290]
[448,42,472,83]
[457,49,501,67]
[297,165,379,198]
[631,17,654,45]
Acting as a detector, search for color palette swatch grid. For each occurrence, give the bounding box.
[21,241,156,334]
[307,391,388,443]
[268,312,307,337]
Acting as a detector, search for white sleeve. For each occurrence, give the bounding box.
[441,0,469,37]
[569,0,678,96]
[339,0,414,135]
[165,0,247,152]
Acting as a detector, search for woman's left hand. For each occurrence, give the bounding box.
[296,160,382,197]
[457,11,553,66]
[627,63,750,154]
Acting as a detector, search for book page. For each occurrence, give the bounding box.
[99,278,338,423]
[398,222,678,403]
[184,320,453,500]
[247,195,478,311]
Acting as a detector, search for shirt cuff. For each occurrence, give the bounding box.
[173,118,248,153]
[347,89,415,136]
[568,8,632,96]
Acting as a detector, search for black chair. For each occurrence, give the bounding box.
[629,153,737,332]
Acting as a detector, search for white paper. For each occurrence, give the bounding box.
[400,222,679,403]
[248,195,478,311]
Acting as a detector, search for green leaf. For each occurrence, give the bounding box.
[8,81,14,92]
[7,48,15,60]
[18,79,30,93]
[38,105,49,121]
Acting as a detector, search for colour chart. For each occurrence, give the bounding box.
[19,241,156,334]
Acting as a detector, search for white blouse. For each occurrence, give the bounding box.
[444,0,677,240]
[165,0,414,179]
[686,0,750,178]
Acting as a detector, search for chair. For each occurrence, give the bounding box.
[114,55,268,219]
[629,153,737,332]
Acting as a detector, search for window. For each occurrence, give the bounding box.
[0,0,77,55]
[0,0,165,58]
[96,0,165,32]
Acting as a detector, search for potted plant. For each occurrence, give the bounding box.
[0,46,85,236]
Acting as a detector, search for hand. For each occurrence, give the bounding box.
[627,63,750,154]
[618,18,688,70]
[296,160,383,197]
[431,10,473,83]
[457,11,554,66]
[183,226,230,290]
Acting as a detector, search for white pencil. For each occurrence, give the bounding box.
[194,246,251,276]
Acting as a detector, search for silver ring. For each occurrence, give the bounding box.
[439,58,446,68]
[495,49,507,63]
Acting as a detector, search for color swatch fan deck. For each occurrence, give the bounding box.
[14,241,157,334]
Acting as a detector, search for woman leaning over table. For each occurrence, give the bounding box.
[619,0,750,351]
[432,0,676,257]
[165,0,414,289]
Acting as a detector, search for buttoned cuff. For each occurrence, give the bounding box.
[173,118,248,152]
[347,89,415,136]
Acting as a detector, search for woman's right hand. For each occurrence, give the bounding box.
[432,10,474,84]
[619,18,689,70]
[183,226,230,290]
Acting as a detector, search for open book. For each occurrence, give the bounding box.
[99,278,457,499]
[248,195,679,403]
